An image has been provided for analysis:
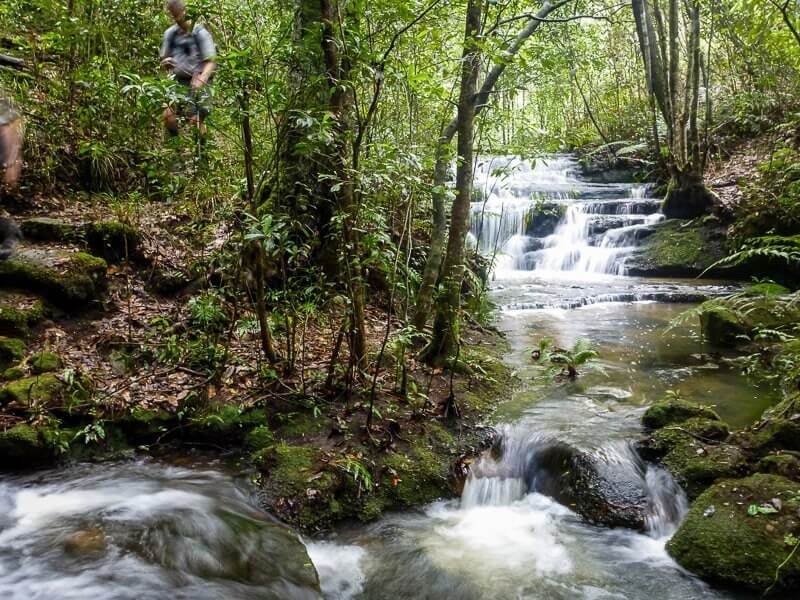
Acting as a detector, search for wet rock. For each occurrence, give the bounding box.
[63,527,107,556]
[640,421,745,500]
[700,305,748,347]
[561,450,649,529]
[522,440,649,530]
[642,397,722,430]
[525,202,566,237]
[0,247,107,310]
[667,474,800,593]
[736,419,800,453]
[624,219,729,277]
[0,423,52,467]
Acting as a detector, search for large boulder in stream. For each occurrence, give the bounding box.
[667,474,800,594]
[624,219,729,277]
[521,439,649,530]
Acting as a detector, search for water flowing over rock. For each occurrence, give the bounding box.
[470,155,664,277]
[462,425,687,532]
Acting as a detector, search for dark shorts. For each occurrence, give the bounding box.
[170,79,212,119]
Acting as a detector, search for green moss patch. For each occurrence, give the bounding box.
[0,291,46,337]
[0,336,25,370]
[0,373,65,409]
[667,474,800,593]
[0,423,52,467]
[625,219,728,277]
[86,221,143,263]
[20,217,84,244]
[642,397,721,430]
[30,351,63,374]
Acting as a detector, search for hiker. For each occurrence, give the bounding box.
[160,0,216,139]
[0,94,22,189]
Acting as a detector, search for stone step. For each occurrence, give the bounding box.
[0,244,107,310]
[578,199,661,215]
[19,217,143,263]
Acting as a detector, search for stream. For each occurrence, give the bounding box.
[0,156,777,599]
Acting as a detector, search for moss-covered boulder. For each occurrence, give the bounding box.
[20,217,84,243]
[738,419,800,453]
[640,416,743,499]
[0,336,25,370]
[642,397,721,430]
[667,474,800,593]
[758,454,800,481]
[0,423,53,468]
[0,247,107,310]
[0,291,46,337]
[30,351,63,374]
[0,373,65,410]
[700,305,748,347]
[624,219,728,277]
[2,366,24,380]
[86,221,143,263]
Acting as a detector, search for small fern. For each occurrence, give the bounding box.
[700,236,800,277]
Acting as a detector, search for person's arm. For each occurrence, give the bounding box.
[1,120,22,188]
[191,27,216,89]
[160,27,175,71]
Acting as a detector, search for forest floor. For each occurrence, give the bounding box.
[0,189,516,531]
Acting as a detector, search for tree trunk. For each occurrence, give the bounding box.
[423,0,481,365]
[413,0,572,331]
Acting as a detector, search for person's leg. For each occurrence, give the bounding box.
[0,120,22,189]
[163,106,179,137]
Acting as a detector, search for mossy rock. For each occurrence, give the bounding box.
[256,442,348,530]
[0,291,46,337]
[188,405,267,442]
[758,454,800,481]
[2,366,24,381]
[0,373,65,410]
[699,296,800,348]
[0,247,107,310]
[0,423,53,468]
[746,282,791,297]
[20,217,84,244]
[86,221,143,263]
[117,407,176,440]
[29,351,63,374]
[625,220,728,277]
[245,425,274,452]
[380,436,452,507]
[645,423,745,499]
[747,419,800,453]
[642,397,721,430]
[700,305,749,347]
[0,336,26,370]
[667,474,800,593]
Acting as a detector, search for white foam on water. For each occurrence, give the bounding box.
[306,541,367,600]
[423,494,574,576]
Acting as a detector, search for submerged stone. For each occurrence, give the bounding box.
[667,474,800,593]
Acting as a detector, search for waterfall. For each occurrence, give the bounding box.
[470,155,664,276]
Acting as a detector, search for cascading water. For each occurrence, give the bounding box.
[470,155,664,277]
